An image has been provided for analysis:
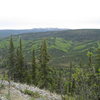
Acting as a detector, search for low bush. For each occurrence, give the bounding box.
[23,89,41,98]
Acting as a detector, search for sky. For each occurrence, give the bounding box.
[0,0,100,29]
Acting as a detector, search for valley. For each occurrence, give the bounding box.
[0,29,100,100]
[0,29,100,67]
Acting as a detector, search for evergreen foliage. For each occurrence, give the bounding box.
[31,48,37,85]
[95,48,100,73]
[8,35,15,80]
[38,40,50,88]
[5,37,100,100]
[14,38,26,82]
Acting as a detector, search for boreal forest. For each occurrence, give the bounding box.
[0,29,100,100]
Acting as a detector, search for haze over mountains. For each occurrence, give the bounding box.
[0,28,67,38]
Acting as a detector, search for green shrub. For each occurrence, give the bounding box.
[23,89,41,98]
[0,84,5,89]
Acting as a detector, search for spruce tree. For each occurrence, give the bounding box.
[69,61,72,94]
[14,48,20,81]
[8,35,15,80]
[95,48,100,73]
[39,40,50,88]
[16,38,25,82]
[87,51,93,68]
[32,48,36,85]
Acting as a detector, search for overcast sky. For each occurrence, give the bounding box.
[0,0,100,29]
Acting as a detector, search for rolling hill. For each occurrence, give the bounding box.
[0,29,100,67]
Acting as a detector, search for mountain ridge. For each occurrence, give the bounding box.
[0,28,68,38]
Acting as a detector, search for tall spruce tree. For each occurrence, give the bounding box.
[8,35,15,80]
[32,48,36,84]
[95,48,100,73]
[16,38,25,82]
[69,61,73,94]
[39,40,50,88]
[14,48,20,81]
[87,51,93,68]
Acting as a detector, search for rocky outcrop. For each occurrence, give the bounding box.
[0,80,61,100]
[0,96,8,100]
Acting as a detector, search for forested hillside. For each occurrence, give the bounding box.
[0,29,100,100]
[0,29,100,67]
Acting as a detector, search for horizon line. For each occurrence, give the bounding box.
[0,27,100,30]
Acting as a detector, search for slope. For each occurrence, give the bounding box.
[0,29,100,67]
[0,80,61,100]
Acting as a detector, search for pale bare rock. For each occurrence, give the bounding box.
[0,96,8,100]
[0,86,31,100]
[0,80,61,100]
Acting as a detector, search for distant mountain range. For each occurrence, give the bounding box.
[0,28,68,38]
